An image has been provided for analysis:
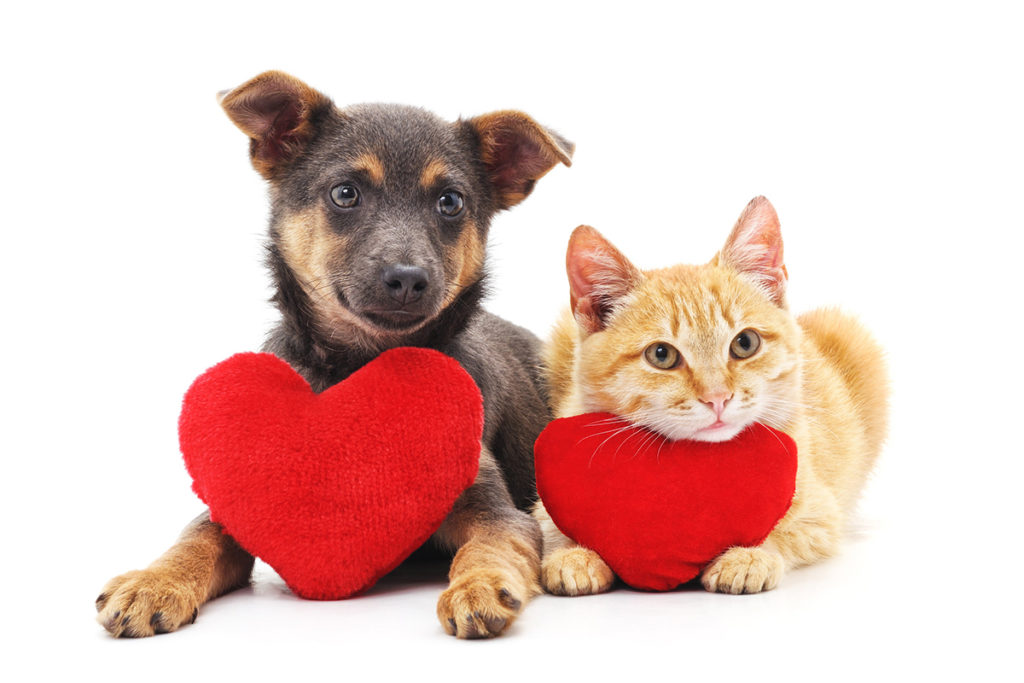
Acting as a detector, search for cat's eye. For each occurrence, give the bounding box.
[644,342,681,370]
[730,329,762,359]
[330,183,360,209]
[438,190,465,217]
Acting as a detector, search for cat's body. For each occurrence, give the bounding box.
[535,197,888,595]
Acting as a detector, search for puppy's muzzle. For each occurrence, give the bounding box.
[382,264,429,305]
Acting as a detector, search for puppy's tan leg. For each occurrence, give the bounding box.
[434,447,541,639]
[535,502,614,596]
[96,511,254,637]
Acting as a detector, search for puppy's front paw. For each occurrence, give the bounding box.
[95,570,200,637]
[437,569,525,639]
[701,546,785,595]
[542,546,615,596]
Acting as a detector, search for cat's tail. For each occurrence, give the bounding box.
[798,307,890,463]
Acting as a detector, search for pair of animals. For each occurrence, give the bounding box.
[95,71,888,639]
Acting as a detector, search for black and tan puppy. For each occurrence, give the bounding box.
[95,71,572,639]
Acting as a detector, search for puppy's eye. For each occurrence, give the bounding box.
[438,190,464,217]
[643,342,681,370]
[330,183,360,209]
[730,329,762,359]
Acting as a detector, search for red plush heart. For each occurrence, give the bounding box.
[179,348,482,600]
[535,413,797,591]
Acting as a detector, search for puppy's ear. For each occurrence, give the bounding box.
[219,70,332,179]
[465,111,574,210]
[566,225,642,334]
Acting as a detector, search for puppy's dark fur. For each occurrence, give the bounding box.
[95,71,572,639]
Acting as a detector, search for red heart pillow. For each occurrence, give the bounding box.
[179,348,482,600]
[535,413,797,591]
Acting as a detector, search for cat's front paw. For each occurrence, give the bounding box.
[542,546,615,596]
[701,546,784,594]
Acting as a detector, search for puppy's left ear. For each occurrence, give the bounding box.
[219,70,332,179]
[465,111,574,210]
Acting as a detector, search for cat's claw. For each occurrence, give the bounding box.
[702,546,785,594]
[542,546,615,596]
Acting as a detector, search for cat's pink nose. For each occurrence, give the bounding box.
[700,392,733,418]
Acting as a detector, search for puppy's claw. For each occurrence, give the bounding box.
[150,611,170,635]
[484,615,507,634]
[498,587,521,611]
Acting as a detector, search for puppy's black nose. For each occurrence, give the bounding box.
[382,264,429,304]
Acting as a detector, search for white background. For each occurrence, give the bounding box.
[3,1,1022,680]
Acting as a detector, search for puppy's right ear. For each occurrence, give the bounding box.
[566,226,642,334]
[218,70,332,179]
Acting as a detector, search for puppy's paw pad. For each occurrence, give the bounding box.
[701,546,784,595]
[95,570,199,637]
[437,570,524,639]
[542,546,615,596]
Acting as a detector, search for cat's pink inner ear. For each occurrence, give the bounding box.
[566,226,640,333]
[721,196,788,304]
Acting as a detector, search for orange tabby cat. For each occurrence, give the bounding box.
[535,196,888,596]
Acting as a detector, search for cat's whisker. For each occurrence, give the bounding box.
[611,422,656,461]
[588,423,640,467]
[575,423,639,446]
[576,422,644,465]
[754,421,793,455]
[756,397,841,439]
[653,429,671,463]
[633,428,666,461]
[584,415,634,428]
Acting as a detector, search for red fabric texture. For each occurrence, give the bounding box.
[535,413,797,591]
[179,348,482,600]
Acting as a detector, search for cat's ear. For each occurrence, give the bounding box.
[717,196,788,305]
[219,70,333,179]
[566,225,642,334]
